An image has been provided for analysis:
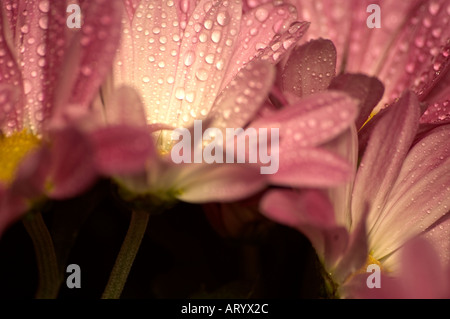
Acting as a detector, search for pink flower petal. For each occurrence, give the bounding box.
[12,1,67,132]
[351,91,421,232]
[222,2,298,89]
[177,163,266,203]
[253,91,358,148]
[256,21,310,64]
[103,86,148,127]
[91,125,155,175]
[269,147,353,188]
[324,126,358,227]
[369,124,450,259]
[329,74,384,130]
[293,0,352,72]
[374,0,450,109]
[333,207,369,283]
[10,147,50,198]
[123,0,140,20]
[67,0,123,108]
[0,9,23,133]
[260,189,349,270]
[0,84,21,132]
[422,213,450,268]
[281,38,337,99]
[167,0,244,129]
[209,60,275,130]
[122,0,180,125]
[0,185,26,237]
[47,127,97,199]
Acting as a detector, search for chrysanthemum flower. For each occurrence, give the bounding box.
[100,0,359,207]
[261,91,450,298]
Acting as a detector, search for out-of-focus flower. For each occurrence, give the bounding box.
[100,0,358,208]
[0,0,153,235]
[261,91,450,298]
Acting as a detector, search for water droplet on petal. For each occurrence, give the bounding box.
[255,8,269,22]
[195,68,209,81]
[175,87,185,100]
[184,50,196,66]
[38,0,50,13]
[217,11,230,26]
[211,30,221,43]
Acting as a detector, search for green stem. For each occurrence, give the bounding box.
[102,210,149,299]
[23,212,61,299]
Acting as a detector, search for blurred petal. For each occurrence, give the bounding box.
[11,147,50,198]
[253,91,358,148]
[269,147,353,188]
[91,125,155,175]
[177,164,266,203]
[47,127,97,199]
[260,189,349,270]
[0,185,26,237]
[104,85,148,127]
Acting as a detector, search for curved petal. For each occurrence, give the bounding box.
[91,125,155,175]
[209,60,275,130]
[177,163,266,203]
[252,91,358,148]
[281,38,337,99]
[352,91,421,233]
[47,127,97,199]
[269,147,353,188]
[328,74,384,130]
[260,189,349,270]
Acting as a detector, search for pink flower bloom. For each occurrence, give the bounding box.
[261,90,450,298]
[0,0,153,235]
[101,0,358,206]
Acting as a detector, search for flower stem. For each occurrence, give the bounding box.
[102,210,149,299]
[23,212,61,299]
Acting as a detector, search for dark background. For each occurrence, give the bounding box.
[0,179,325,299]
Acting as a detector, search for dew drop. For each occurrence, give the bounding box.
[205,54,215,64]
[184,50,196,66]
[38,0,50,13]
[217,11,230,26]
[175,87,185,100]
[204,20,213,30]
[255,8,269,22]
[195,68,209,81]
[38,16,48,29]
[211,30,222,43]
[186,92,195,103]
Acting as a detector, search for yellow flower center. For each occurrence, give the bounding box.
[0,130,41,184]
[354,254,383,276]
